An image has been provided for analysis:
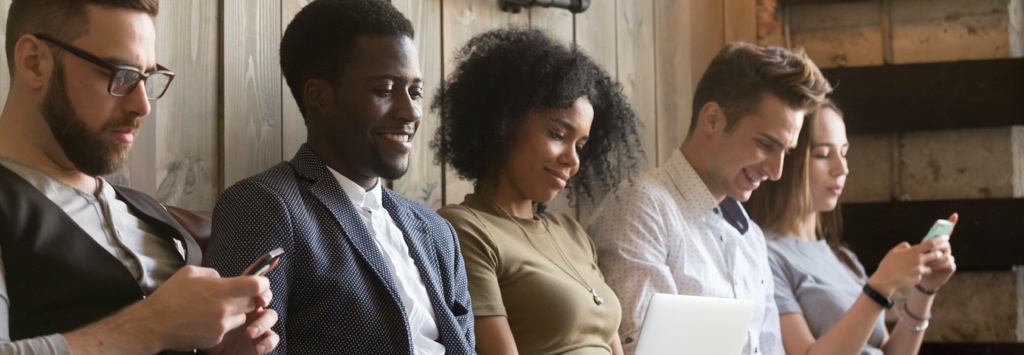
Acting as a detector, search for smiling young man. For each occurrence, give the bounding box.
[0,0,278,354]
[586,43,832,355]
[202,0,475,354]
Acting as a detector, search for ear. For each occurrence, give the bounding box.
[303,79,332,117]
[14,35,53,91]
[697,101,726,135]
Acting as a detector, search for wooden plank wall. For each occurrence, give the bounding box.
[763,0,1024,342]
[0,0,756,215]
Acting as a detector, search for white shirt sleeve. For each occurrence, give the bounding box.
[757,245,785,355]
[0,246,73,355]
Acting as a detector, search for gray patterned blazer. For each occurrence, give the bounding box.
[203,145,475,354]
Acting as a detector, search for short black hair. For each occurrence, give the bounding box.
[432,27,644,205]
[280,0,414,117]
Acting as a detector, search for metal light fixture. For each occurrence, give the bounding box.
[499,0,590,14]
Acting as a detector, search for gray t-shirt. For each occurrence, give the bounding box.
[765,232,885,355]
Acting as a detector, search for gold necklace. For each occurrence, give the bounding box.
[487,197,603,306]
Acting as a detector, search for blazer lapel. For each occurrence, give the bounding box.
[289,146,402,303]
[381,190,449,320]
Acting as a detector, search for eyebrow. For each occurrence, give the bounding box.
[758,133,786,149]
[369,74,423,84]
[811,142,850,149]
[102,56,155,72]
[552,117,590,141]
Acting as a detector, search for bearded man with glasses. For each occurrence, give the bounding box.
[0,1,279,354]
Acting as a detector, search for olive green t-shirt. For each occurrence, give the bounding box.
[438,194,622,355]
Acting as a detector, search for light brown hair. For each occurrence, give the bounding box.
[745,99,861,277]
[688,42,832,134]
[5,0,159,75]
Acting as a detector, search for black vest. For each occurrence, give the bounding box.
[0,165,202,341]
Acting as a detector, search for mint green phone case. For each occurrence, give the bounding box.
[922,219,954,242]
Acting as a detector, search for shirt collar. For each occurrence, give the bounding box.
[327,166,383,211]
[665,149,720,216]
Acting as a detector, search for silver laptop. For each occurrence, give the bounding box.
[634,293,756,355]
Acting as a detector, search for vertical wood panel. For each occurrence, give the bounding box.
[441,0,528,206]
[616,0,657,169]
[655,0,693,166]
[392,0,444,209]
[152,0,219,210]
[530,6,574,44]
[0,0,11,111]
[724,0,757,44]
[281,1,309,161]
[223,0,282,188]
[688,0,725,99]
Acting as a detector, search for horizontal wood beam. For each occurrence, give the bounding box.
[777,0,868,5]
[821,58,1024,135]
[841,198,1024,273]
[920,342,1024,355]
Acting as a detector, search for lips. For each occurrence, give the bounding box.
[827,185,844,195]
[545,167,569,188]
[109,127,136,144]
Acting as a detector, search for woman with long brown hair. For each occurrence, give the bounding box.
[746,100,957,355]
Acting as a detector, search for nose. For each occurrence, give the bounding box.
[396,91,422,124]
[123,81,152,118]
[764,152,785,181]
[832,154,849,177]
[559,145,581,173]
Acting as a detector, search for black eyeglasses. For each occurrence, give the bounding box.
[34,33,175,100]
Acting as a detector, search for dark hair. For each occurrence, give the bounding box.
[688,42,832,134]
[745,99,861,277]
[6,0,159,75]
[432,27,644,207]
[280,0,414,117]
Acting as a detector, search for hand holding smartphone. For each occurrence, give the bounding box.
[242,247,285,277]
[922,218,955,242]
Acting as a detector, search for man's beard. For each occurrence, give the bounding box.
[41,62,140,176]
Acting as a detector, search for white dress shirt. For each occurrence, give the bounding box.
[586,150,784,355]
[328,168,444,355]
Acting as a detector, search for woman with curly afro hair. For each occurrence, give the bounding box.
[434,28,644,355]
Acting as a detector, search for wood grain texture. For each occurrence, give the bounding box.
[788,1,884,68]
[151,0,220,210]
[441,0,528,206]
[688,0,725,89]
[0,0,11,111]
[281,0,310,161]
[616,0,657,169]
[223,0,282,189]
[654,0,693,166]
[724,0,757,44]
[391,0,444,209]
[529,6,574,45]
[891,0,1015,64]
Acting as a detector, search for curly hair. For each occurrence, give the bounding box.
[432,27,644,206]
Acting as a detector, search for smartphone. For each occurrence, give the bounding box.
[922,219,954,242]
[242,247,285,276]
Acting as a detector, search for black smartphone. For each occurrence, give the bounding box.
[242,247,284,276]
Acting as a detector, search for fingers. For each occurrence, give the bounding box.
[246,309,278,340]
[255,289,273,309]
[253,329,281,355]
[948,213,958,225]
[224,276,271,298]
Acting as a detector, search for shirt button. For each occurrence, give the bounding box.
[754,347,759,353]
[713,208,719,214]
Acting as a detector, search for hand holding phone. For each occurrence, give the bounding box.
[242,247,284,276]
[922,219,954,242]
